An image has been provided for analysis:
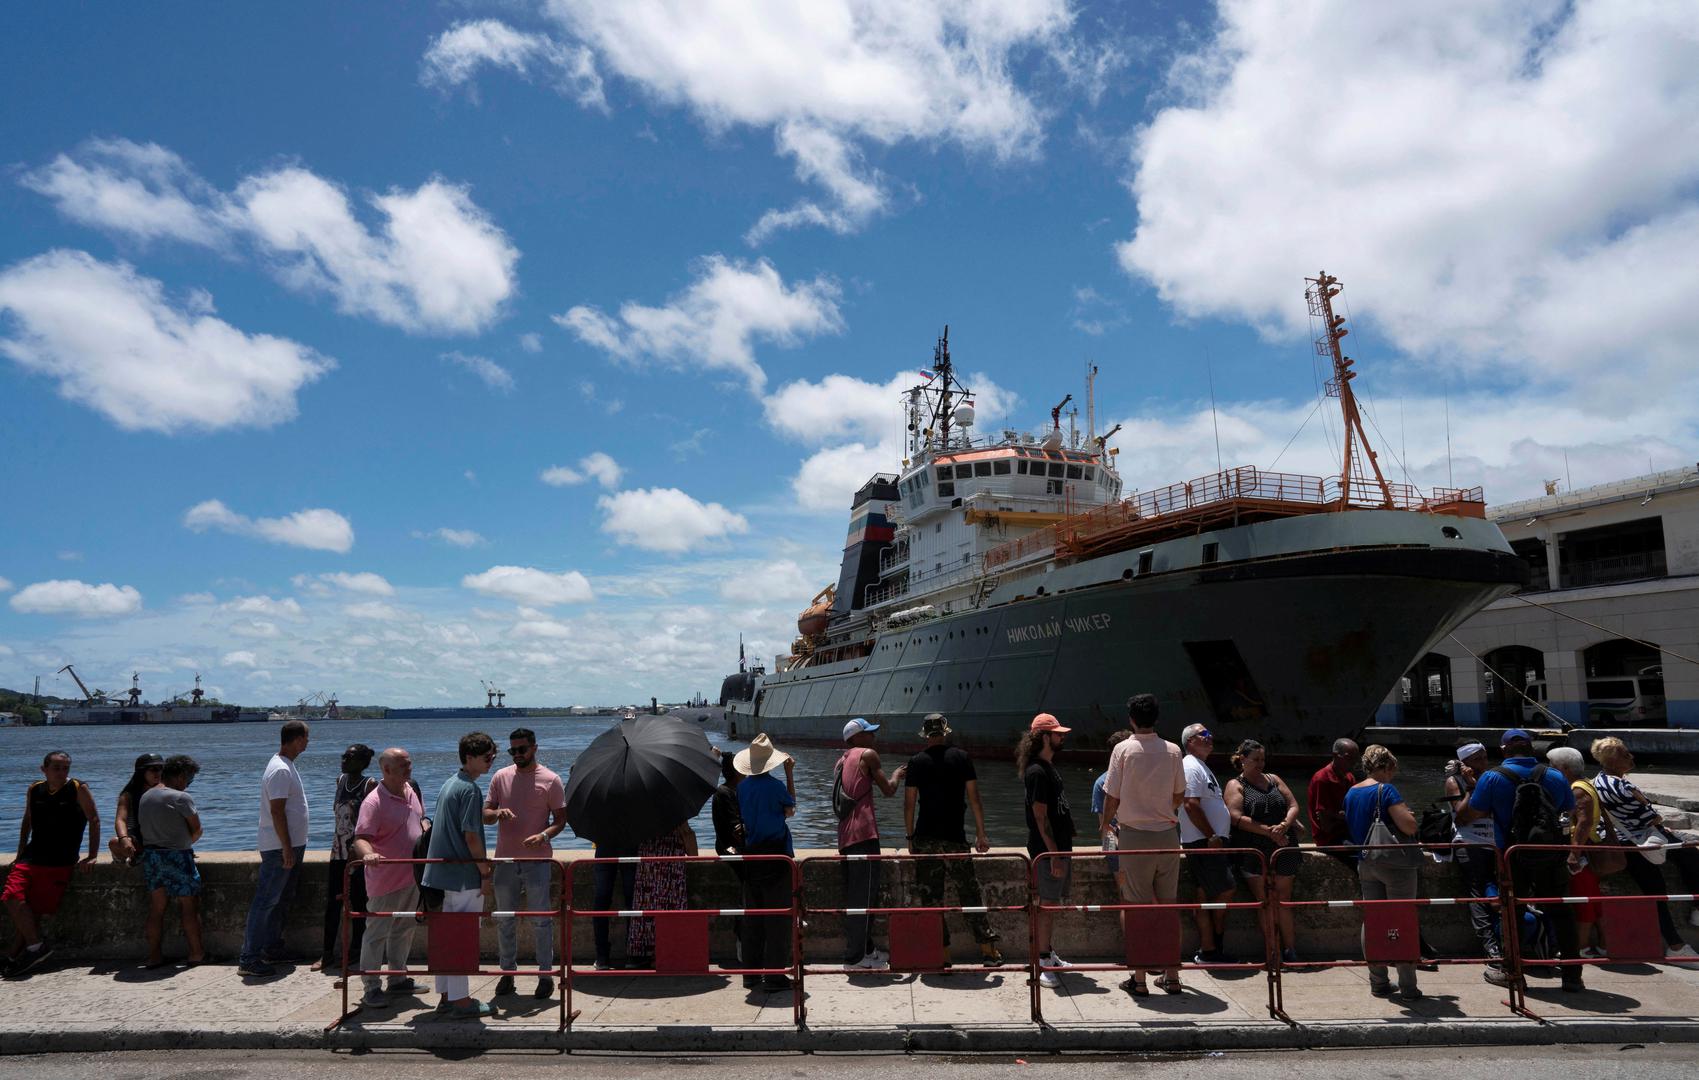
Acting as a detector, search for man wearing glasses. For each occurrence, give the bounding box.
[4,750,99,978]
[484,728,566,999]
[422,731,498,1018]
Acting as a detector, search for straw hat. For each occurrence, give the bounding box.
[734,733,791,776]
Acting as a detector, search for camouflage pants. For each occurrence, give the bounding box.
[911,838,998,944]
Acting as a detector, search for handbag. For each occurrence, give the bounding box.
[1362,784,1421,868]
[1418,801,1455,846]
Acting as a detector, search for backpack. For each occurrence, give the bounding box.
[831,752,858,822]
[1492,764,1566,864]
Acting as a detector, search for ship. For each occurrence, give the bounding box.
[49,670,239,726]
[721,273,1528,757]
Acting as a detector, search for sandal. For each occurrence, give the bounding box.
[1120,976,1149,997]
[1159,975,1184,995]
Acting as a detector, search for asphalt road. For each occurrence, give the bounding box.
[4,1046,1696,1079]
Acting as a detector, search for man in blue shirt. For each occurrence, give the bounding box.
[734,735,795,993]
[421,731,497,1016]
[1459,729,1581,992]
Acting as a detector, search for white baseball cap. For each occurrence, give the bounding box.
[843,717,879,742]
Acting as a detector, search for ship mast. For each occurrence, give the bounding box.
[1306,272,1393,509]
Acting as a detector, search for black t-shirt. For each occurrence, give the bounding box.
[1023,760,1075,857]
[905,745,976,844]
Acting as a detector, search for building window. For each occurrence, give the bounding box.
[1510,538,1549,591]
[1557,516,1667,588]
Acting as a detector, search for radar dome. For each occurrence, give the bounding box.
[953,400,976,427]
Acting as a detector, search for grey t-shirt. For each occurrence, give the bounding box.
[139,786,198,850]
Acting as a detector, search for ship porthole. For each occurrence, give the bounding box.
[1442,526,1461,539]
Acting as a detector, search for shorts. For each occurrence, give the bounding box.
[141,848,202,898]
[1,861,74,915]
[1034,856,1074,902]
[1182,839,1237,896]
[1240,844,1303,878]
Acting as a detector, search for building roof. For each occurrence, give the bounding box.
[1490,464,1699,523]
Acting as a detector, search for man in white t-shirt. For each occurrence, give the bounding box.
[1178,724,1236,964]
[239,720,311,978]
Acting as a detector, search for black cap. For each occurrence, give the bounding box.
[134,752,165,769]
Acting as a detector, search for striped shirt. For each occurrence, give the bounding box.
[1593,772,1661,843]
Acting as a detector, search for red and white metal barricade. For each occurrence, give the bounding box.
[797,850,1032,1026]
[563,853,804,1028]
[1271,843,1507,1022]
[1030,847,1275,1025]
[328,856,569,1031]
[1502,842,1699,1022]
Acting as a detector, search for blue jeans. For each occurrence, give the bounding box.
[495,859,556,971]
[240,845,304,965]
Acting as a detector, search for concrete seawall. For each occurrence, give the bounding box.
[4,848,1694,964]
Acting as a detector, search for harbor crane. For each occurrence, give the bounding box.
[56,664,98,704]
[125,672,142,707]
[480,680,505,708]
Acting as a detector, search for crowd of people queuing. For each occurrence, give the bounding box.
[5,707,1699,1011]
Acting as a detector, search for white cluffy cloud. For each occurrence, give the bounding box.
[184,499,355,553]
[462,565,595,606]
[557,255,842,393]
[22,139,519,335]
[418,527,487,548]
[442,350,515,392]
[764,367,1017,511]
[292,572,395,597]
[540,450,623,489]
[597,487,748,553]
[0,250,333,433]
[478,1,1079,239]
[1118,2,1699,409]
[0,577,12,592]
[421,17,605,109]
[221,649,258,668]
[9,579,143,617]
[224,595,306,619]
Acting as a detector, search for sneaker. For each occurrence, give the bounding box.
[593,958,616,971]
[360,987,388,1008]
[535,976,555,999]
[1580,946,1607,959]
[5,944,52,978]
[979,942,1004,966]
[1193,949,1220,965]
[1482,966,1513,987]
[867,947,889,964]
[1666,944,1699,960]
[1394,987,1424,1002]
[1561,976,1585,994]
[237,960,278,979]
[494,975,516,997]
[1045,951,1072,969]
[846,954,890,972]
[1369,982,1394,997]
[449,999,495,1018]
[762,975,793,992]
[1281,947,1299,965]
[1039,969,1060,988]
[1689,908,1699,930]
[385,977,420,995]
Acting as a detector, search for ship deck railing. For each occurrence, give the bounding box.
[983,465,1485,570]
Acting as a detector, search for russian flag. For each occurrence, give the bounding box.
[919,369,936,381]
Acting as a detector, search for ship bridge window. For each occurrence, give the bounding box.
[936,467,952,484]
[1048,463,1065,478]
[955,464,973,480]
[939,482,955,496]
[1066,464,1082,479]
[1017,460,1028,474]
[993,460,1011,475]
[974,461,991,477]
[1085,467,1094,480]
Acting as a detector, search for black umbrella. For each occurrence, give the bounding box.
[564,714,720,850]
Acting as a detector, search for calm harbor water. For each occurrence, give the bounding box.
[2,715,1498,852]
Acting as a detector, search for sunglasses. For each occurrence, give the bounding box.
[508,745,533,756]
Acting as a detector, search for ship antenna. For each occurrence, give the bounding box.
[1306,272,1393,509]
[935,326,953,449]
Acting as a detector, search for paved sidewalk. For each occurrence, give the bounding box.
[3,957,1699,1053]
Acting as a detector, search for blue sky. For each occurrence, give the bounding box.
[4,2,1697,707]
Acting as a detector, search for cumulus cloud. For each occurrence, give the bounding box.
[540,450,623,489]
[221,649,258,667]
[21,139,519,336]
[9,579,143,617]
[417,527,487,548]
[184,499,355,553]
[527,1,1076,238]
[597,487,748,553]
[461,565,595,606]
[314,572,395,596]
[716,558,818,605]
[0,577,11,593]
[0,250,333,433]
[519,332,542,353]
[1118,1,1699,410]
[344,601,408,621]
[421,18,605,109]
[443,350,514,391]
[223,595,306,619]
[557,255,842,392]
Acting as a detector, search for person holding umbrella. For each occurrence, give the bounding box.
[735,734,796,992]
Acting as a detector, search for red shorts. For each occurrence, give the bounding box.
[2,862,74,915]
[1568,867,1602,924]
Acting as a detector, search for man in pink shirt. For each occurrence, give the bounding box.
[1100,693,1186,995]
[483,727,566,999]
[351,747,424,1007]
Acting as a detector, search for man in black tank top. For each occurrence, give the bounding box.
[4,751,100,977]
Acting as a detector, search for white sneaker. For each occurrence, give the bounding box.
[1666,944,1699,960]
[846,954,890,972]
[1046,951,1072,969]
[1580,946,1607,959]
[1689,908,1699,930]
[1039,969,1060,988]
[866,947,889,964]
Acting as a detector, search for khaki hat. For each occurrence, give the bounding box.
[920,712,951,738]
[734,733,791,776]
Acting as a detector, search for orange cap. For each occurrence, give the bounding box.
[1029,713,1071,734]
